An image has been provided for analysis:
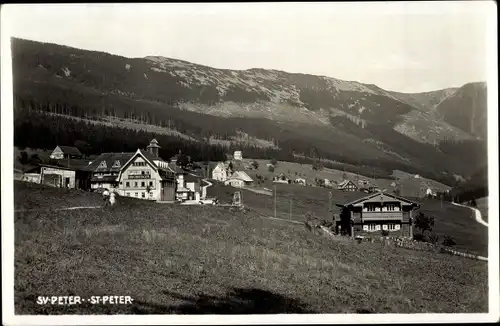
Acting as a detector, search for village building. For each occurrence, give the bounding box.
[84,139,177,201]
[335,192,420,238]
[425,187,436,198]
[212,162,230,182]
[224,171,254,188]
[337,179,358,192]
[49,146,83,160]
[273,173,291,184]
[39,160,92,190]
[233,150,243,161]
[294,177,306,186]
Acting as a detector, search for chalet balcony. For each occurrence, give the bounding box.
[362,211,403,221]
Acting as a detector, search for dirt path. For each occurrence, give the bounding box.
[451,202,488,227]
[14,206,102,213]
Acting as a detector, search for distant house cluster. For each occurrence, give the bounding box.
[211,153,254,188]
[16,139,209,203]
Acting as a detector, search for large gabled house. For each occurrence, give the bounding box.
[84,139,177,201]
[335,191,420,238]
[224,171,254,188]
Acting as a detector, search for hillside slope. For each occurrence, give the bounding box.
[15,182,487,314]
[435,82,488,139]
[11,37,487,182]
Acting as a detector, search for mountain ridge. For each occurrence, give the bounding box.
[11,37,488,184]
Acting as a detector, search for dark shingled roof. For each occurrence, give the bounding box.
[57,146,83,156]
[90,175,118,183]
[84,152,135,172]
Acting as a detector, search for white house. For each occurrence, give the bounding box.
[234,151,243,161]
[212,162,230,182]
[84,139,177,201]
[294,178,306,186]
[224,171,253,188]
[425,187,436,197]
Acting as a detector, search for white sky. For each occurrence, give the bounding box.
[2,2,495,93]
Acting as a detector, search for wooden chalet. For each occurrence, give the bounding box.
[335,191,420,238]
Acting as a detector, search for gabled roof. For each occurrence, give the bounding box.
[344,191,419,207]
[84,152,135,172]
[338,180,358,189]
[229,171,253,182]
[54,146,82,156]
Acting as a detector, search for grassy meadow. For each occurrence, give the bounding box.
[14,181,488,314]
[208,181,487,256]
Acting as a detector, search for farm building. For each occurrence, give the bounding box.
[335,192,420,238]
[175,173,204,201]
[39,159,92,190]
[337,180,358,192]
[224,171,254,188]
[84,139,177,201]
[212,162,230,182]
[49,146,83,160]
[294,178,306,186]
[233,150,243,161]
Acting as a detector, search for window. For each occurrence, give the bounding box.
[365,224,378,231]
[149,181,153,187]
[382,224,388,230]
[142,192,145,198]
[386,204,399,211]
[388,224,400,231]
[135,192,138,197]
[141,181,145,187]
[98,161,107,169]
[112,160,121,168]
[126,182,130,187]
[126,192,129,196]
[365,205,376,212]
[135,182,138,187]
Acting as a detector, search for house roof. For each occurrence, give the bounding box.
[343,191,419,207]
[230,171,253,182]
[84,152,135,172]
[90,175,118,183]
[55,146,82,156]
[338,180,358,189]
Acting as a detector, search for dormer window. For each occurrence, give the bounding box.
[98,161,107,169]
[112,160,121,168]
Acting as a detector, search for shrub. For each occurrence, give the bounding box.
[413,233,426,242]
[413,212,435,234]
[428,232,439,244]
[268,165,275,172]
[443,235,456,247]
[270,158,278,166]
[250,160,259,169]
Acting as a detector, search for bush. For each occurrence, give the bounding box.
[268,165,275,172]
[428,232,439,244]
[443,235,456,247]
[270,158,278,166]
[250,160,259,169]
[413,233,426,242]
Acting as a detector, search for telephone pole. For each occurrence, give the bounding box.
[274,185,277,218]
